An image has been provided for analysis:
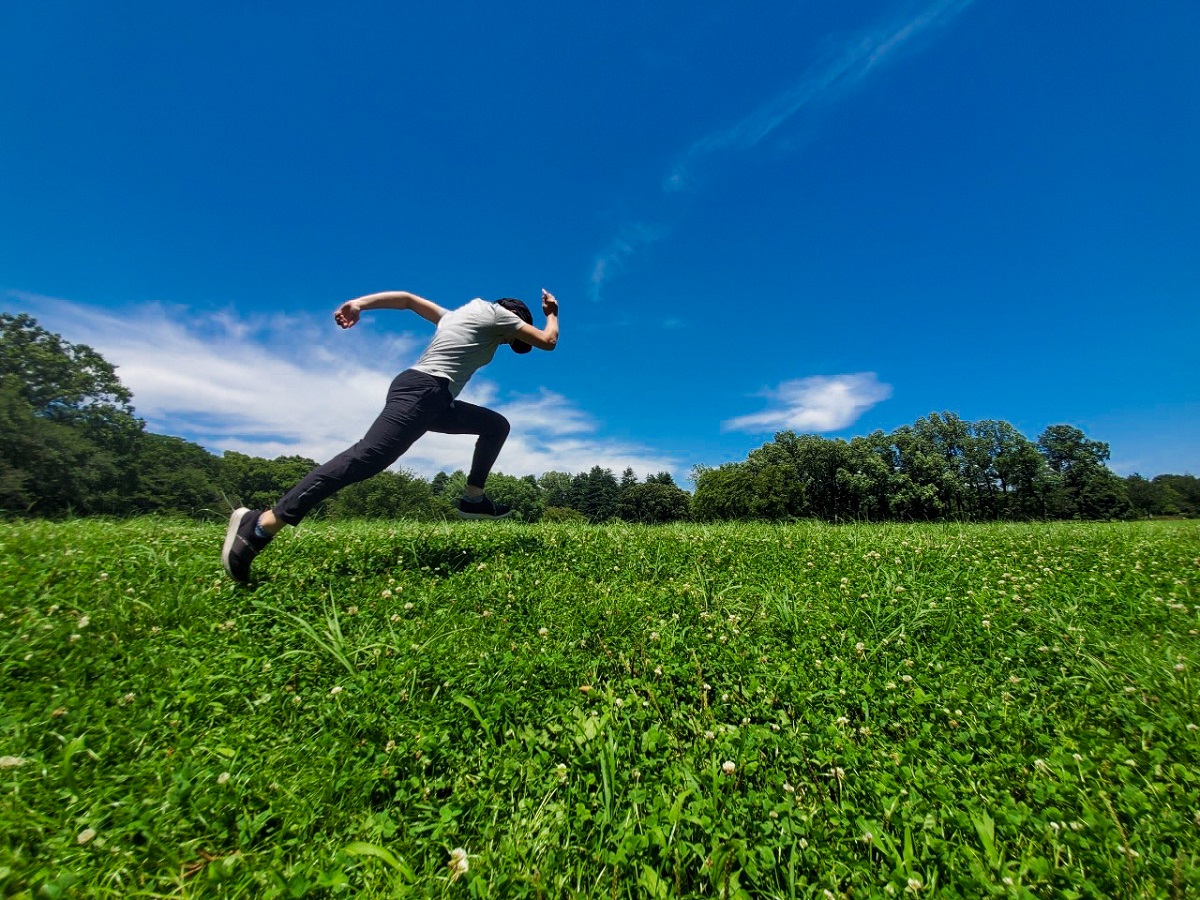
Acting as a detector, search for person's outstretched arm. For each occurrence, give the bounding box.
[513,289,560,351]
[334,291,446,329]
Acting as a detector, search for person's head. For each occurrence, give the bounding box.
[495,298,533,354]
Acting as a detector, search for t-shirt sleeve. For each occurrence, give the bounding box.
[492,305,526,336]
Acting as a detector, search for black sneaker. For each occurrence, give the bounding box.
[455,495,513,520]
[221,507,272,583]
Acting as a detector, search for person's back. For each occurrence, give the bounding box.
[412,298,528,397]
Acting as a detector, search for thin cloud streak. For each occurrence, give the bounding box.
[590,222,666,302]
[723,373,893,434]
[591,0,976,299]
[666,0,977,191]
[10,292,679,480]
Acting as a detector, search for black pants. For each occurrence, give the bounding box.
[272,369,510,525]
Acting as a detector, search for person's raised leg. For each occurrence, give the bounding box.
[222,370,451,581]
[427,399,513,519]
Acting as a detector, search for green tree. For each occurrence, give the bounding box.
[131,433,224,516]
[430,471,451,496]
[1036,425,1130,519]
[571,466,620,523]
[616,482,691,524]
[218,452,317,512]
[0,313,145,515]
[691,463,802,521]
[538,471,574,508]
[619,467,639,492]
[1154,474,1200,517]
[324,468,440,521]
[747,432,840,519]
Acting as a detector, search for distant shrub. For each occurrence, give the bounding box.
[542,506,587,523]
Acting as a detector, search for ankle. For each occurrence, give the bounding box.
[256,511,282,537]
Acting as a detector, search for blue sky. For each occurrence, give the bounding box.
[3,0,1198,482]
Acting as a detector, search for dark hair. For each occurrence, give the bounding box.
[495,298,534,354]
[496,297,532,325]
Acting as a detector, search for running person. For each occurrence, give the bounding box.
[221,288,560,583]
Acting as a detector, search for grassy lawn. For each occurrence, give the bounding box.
[1,518,1198,898]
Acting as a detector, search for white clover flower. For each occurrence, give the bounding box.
[906,877,923,892]
[886,682,896,690]
[381,589,393,598]
[722,761,736,776]
[555,763,567,780]
[0,756,26,768]
[77,615,90,629]
[836,716,850,726]
[330,686,343,696]
[385,740,396,753]
[704,730,715,740]
[1175,663,1186,672]
[77,828,96,845]
[217,772,230,785]
[1187,724,1198,732]
[346,606,359,616]
[404,602,414,610]
[783,782,795,793]
[538,627,548,637]
[901,675,913,683]
[448,847,469,881]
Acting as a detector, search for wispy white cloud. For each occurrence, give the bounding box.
[9,291,679,480]
[666,0,977,191]
[589,222,666,302]
[590,0,977,299]
[722,373,893,434]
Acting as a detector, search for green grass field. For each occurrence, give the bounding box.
[2,518,1198,898]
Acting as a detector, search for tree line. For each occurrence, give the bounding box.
[2,312,1195,523]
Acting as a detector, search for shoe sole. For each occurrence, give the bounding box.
[222,507,251,580]
[455,509,513,520]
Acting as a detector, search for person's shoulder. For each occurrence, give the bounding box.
[457,297,491,316]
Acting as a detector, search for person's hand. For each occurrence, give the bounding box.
[541,288,558,316]
[334,300,361,329]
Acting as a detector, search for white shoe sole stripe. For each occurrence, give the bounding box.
[221,507,250,579]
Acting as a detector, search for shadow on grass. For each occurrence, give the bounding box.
[298,528,548,580]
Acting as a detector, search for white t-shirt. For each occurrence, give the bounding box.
[411,298,526,397]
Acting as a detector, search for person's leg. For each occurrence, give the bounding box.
[427,399,511,490]
[222,370,451,582]
[426,399,513,518]
[272,371,453,526]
